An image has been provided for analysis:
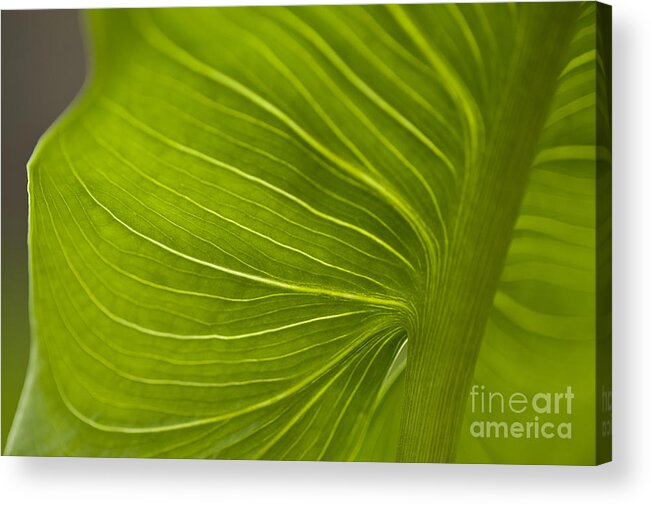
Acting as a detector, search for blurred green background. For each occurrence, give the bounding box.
[1,10,85,450]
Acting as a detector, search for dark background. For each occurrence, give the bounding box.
[1,9,86,450]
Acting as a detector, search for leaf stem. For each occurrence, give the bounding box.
[396,4,583,462]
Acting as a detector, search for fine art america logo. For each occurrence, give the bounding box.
[468,385,574,440]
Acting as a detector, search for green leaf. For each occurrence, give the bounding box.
[7,3,596,462]
[456,2,610,465]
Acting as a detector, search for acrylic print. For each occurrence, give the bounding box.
[2,2,611,464]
